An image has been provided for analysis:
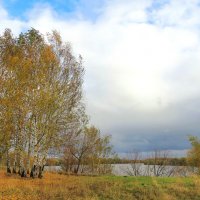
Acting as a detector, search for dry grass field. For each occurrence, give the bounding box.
[0,171,200,200]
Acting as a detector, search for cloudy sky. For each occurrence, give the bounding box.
[1,0,200,155]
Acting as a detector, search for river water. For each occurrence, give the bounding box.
[45,163,196,177]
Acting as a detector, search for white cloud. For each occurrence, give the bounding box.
[1,0,200,151]
[101,0,152,24]
[151,0,200,28]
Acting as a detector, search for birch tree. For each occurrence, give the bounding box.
[0,28,84,178]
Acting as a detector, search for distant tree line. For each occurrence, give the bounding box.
[103,156,187,166]
[143,157,187,166]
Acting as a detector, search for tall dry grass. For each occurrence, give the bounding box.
[0,171,200,199]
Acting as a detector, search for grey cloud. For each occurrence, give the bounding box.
[88,96,200,152]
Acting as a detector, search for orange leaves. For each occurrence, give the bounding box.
[0,28,84,176]
[10,56,20,66]
[41,46,57,63]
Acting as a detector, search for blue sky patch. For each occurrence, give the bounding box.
[2,0,105,21]
[2,0,78,19]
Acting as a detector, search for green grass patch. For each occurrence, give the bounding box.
[1,171,200,200]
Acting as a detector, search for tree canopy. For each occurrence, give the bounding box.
[0,28,84,177]
[0,28,113,178]
[187,136,200,169]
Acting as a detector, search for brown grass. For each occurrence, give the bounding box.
[0,171,200,200]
